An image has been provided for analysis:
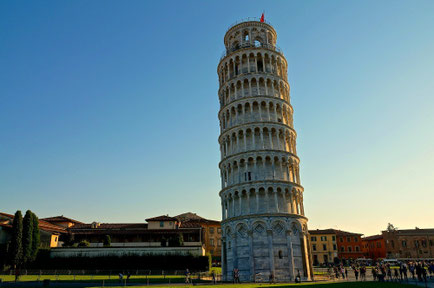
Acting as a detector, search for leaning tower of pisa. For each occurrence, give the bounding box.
[217,18,312,282]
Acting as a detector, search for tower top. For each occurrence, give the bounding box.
[222,18,278,59]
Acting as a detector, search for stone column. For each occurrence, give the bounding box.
[248,230,255,281]
[286,231,295,280]
[267,230,275,277]
[232,233,238,269]
[274,191,279,212]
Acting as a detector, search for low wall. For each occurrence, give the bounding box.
[50,246,205,258]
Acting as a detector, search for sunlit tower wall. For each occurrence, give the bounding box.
[217,18,312,282]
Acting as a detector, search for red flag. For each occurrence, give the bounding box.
[260,13,264,22]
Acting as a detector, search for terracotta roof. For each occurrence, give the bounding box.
[335,230,363,236]
[146,215,178,222]
[0,212,65,234]
[175,212,204,222]
[42,216,83,224]
[309,229,337,235]
[363,234,383,241]
[71,223,148,230]
[308,229,363,236]
[38,220,67,234]
[0,212,14,219]
[382,228,434,235]
[179,221,203,228]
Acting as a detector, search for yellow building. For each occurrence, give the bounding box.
[309,229,338,265]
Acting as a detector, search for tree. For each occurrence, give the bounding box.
[103,235,111,247]
[31,212,40,261]
[22,210,33,264]
[9,210,23,267]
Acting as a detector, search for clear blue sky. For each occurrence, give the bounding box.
[1,1,433,235]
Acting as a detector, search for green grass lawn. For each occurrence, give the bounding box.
[87,282,414,288]
[0,274,193,283]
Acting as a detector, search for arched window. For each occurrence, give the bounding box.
[243,31,249,42]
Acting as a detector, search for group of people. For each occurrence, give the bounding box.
[327,261,434,283]
[328,265,367,281]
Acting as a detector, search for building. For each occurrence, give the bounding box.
[309,229,338,265]
[362,234,386,261]
[175,212,222,259]
[0,212,67,249]
[336,230,364,261]
[217,18,311,282]
[42,215,83,228]
[382,228,434,260]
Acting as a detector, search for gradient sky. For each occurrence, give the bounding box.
[1,1,433,236]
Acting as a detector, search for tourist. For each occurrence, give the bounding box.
[268,271,274,284]
[118,273,123,283]
[295,270,301,283]
[212,270,216,284]
[394,268,399,281]
[403,263,408,281]
[185,269,190,284]
[410,262,415,279]
[234,268,240,283]
[372,267,377,281]
[387,266,392,281]
[354,267,359,281]
[345,267,348,279]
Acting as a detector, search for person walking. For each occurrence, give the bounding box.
[354,268,359,281]
[212,270,216,284]
[185,269,190,284]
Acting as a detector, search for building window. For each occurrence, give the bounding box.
[414,240,419,248]
[210,249,214,255]
[430,240,433,247]
[348,246,352,252]
[209,227,215,234]
[278,250,283,259]
[218,228,222,234]
[311,236,317,242]
[210,239,215,246]
[312,244,316,251]
[332,236,336,241]
[378,242,382,248]
[347,237,351,242]
[341,246,345,252]
[422,240,427,248]
[354,237,359,242]
[355,246,360,252]
[321,236,327,241]
[391,240,395,248]
[333,244,337,250]
[218,239,221,247]
[402,240,407,248]
[340,237,344,243]
[160,221,164,227]
[323,244,327,251]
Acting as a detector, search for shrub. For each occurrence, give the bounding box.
[78,240,90,247]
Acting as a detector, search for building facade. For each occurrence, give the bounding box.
[309,229,338,265]
[336,230,364,261]
[383,228,434,260]
[362,234,386,261]
[175,213,222,259]
[217,18,311,282]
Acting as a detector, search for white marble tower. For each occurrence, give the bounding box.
[217,18,312,282]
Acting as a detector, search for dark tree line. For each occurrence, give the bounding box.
[6,210,40,268]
